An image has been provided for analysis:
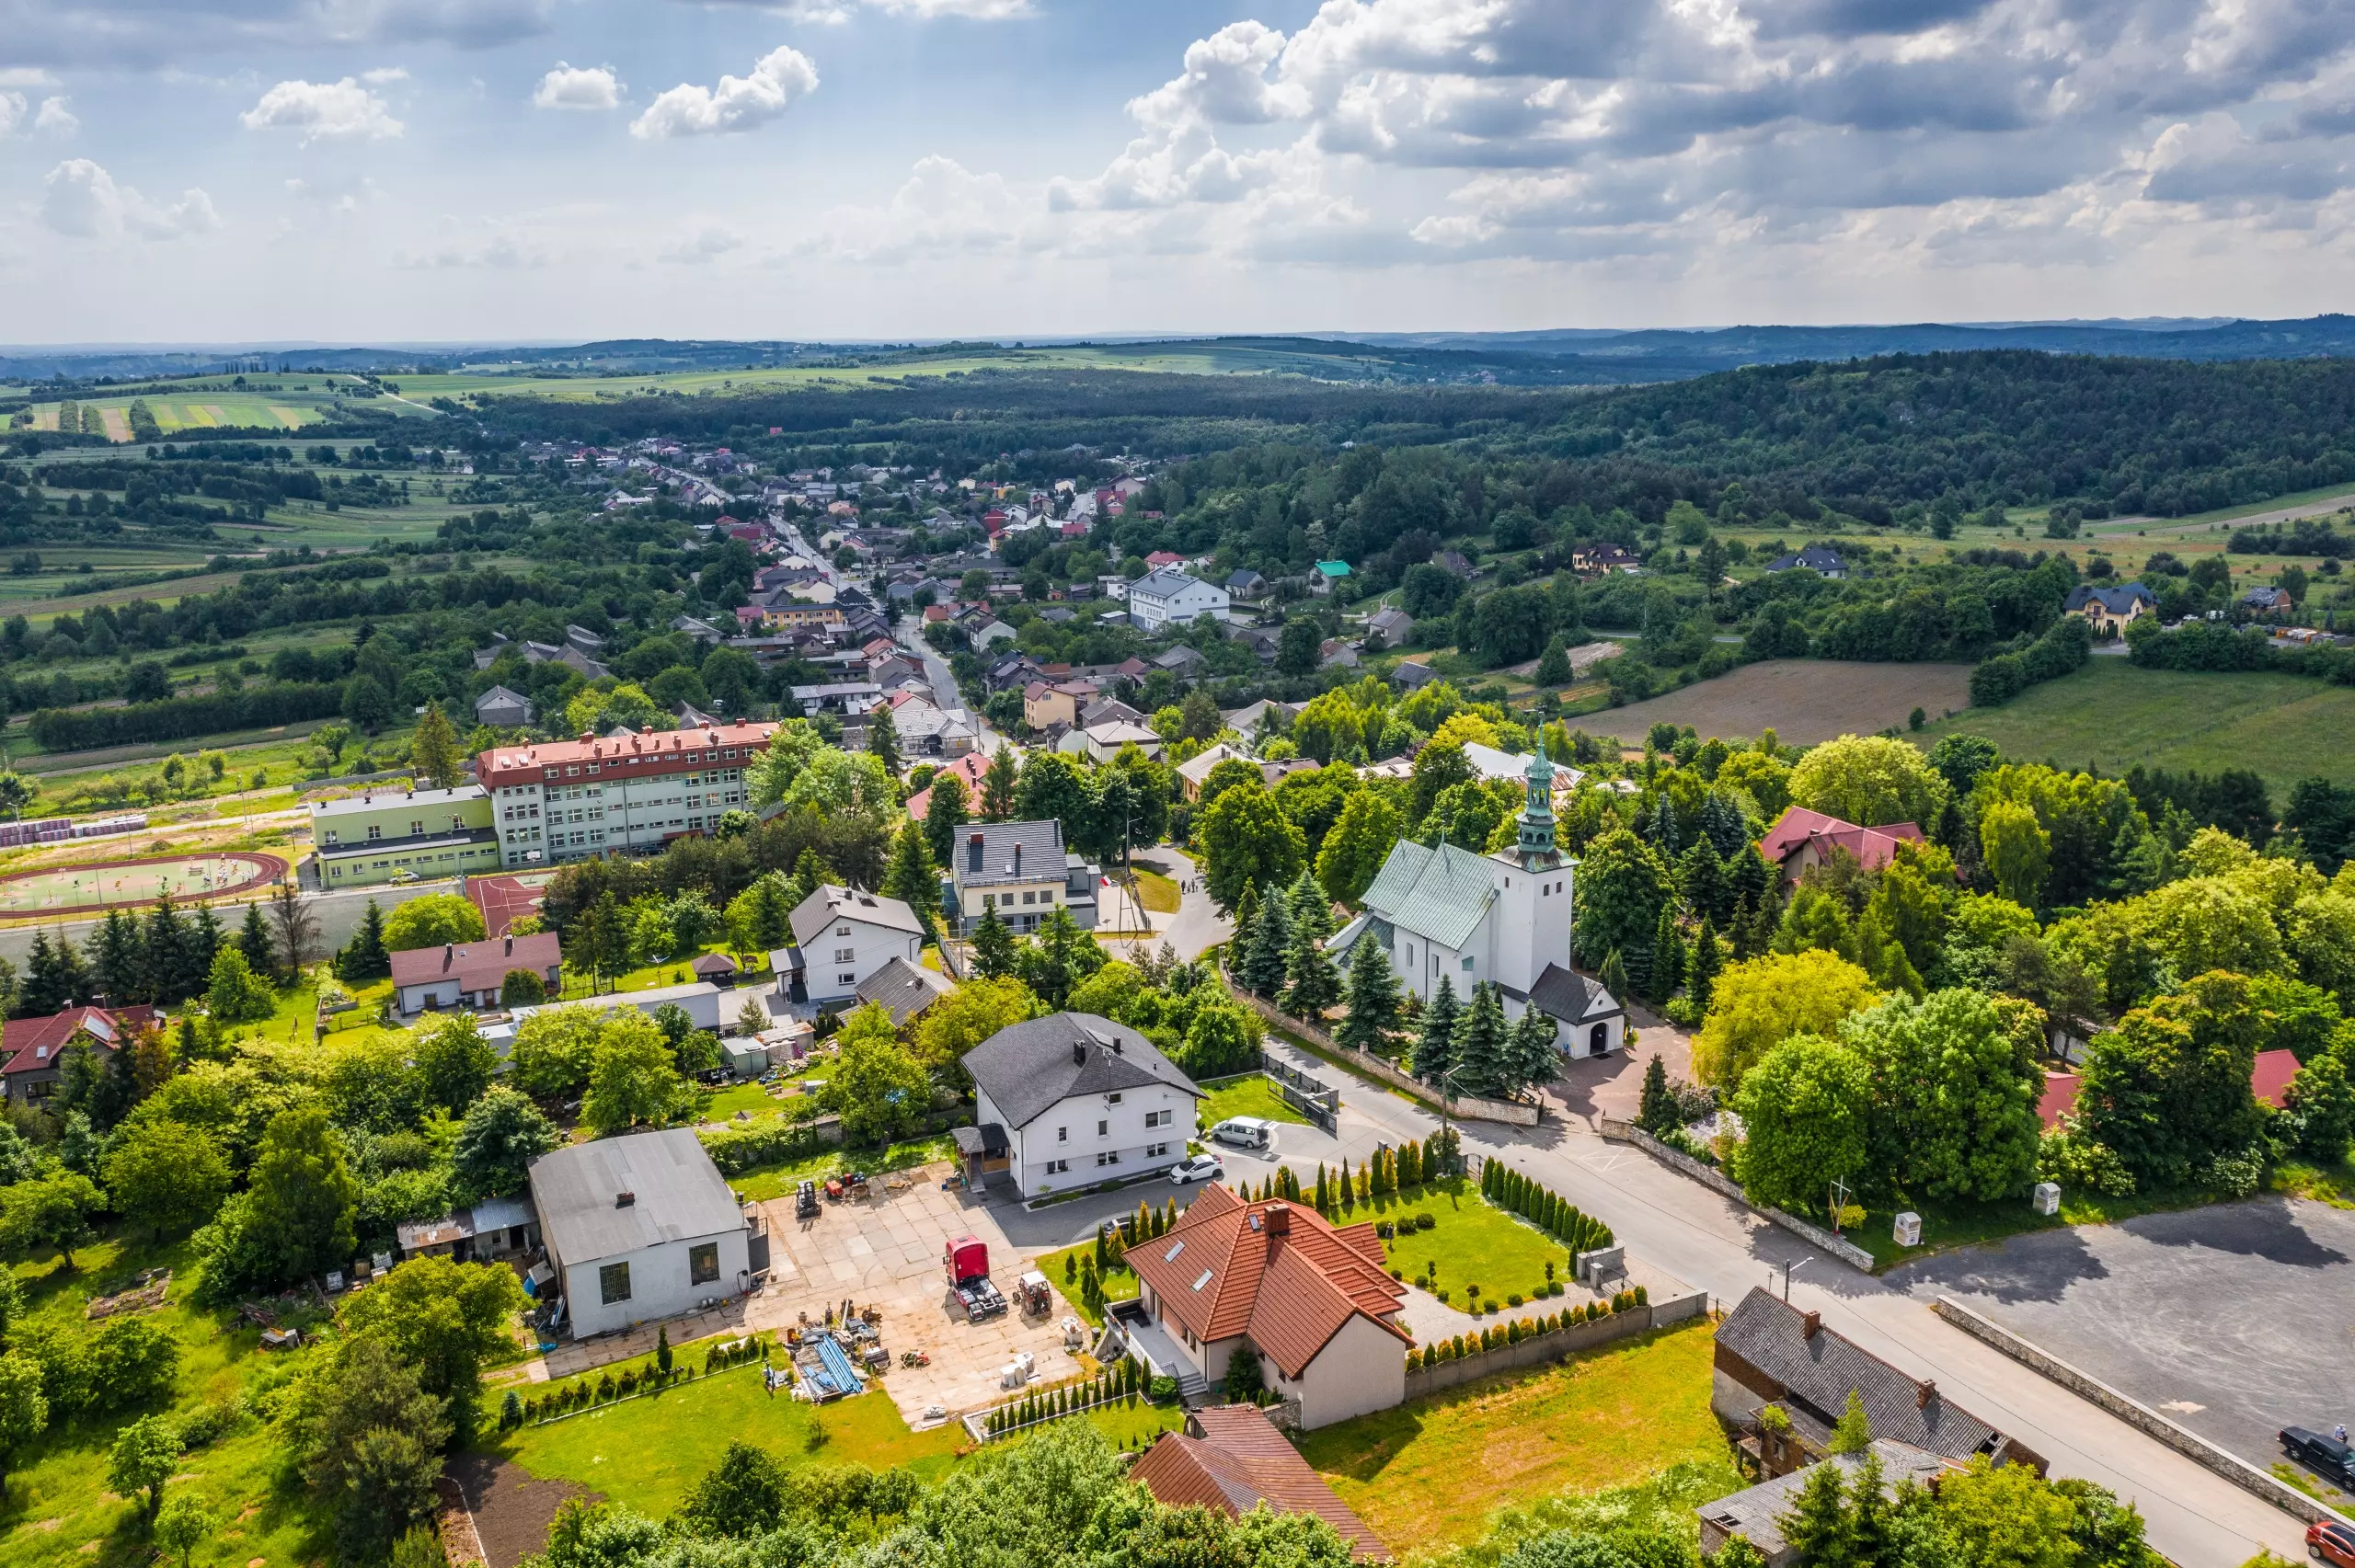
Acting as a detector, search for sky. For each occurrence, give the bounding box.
[3,0,2353,344]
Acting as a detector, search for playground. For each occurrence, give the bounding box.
[0,852,289,917]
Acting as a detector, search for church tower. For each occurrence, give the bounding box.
[1514,737,1565,870]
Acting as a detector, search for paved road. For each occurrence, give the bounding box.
[1234,1034,2310,1567]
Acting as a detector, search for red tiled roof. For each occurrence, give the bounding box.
[905,753,992,823]
[2038,1047,2303,1130]
[388,932,563,994]
[1126,1189,1408,1379]
[1758,806,1925,876]
[1132,1405,1390,1560]
[0,1004,147,1076]
[476,722,777,789]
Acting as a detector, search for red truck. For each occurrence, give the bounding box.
[944,1235,1007,1321]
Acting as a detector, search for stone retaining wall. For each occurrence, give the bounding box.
[1598,1118,1876,1272]
[1223,979,1542,1126]
[1403,1290,1710,1399]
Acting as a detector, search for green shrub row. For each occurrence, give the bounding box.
[1405,1287,1648,1370]
[1480,1158,1614,1253]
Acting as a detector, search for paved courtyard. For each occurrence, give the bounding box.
[1897,1195,2355,1495]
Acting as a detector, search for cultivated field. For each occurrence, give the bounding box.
[1581,659,1976,746]
[1914,661,2355,789]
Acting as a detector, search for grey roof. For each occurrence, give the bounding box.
[856,956,955,1026]
[1154,645,1205,670]
[950,819,1067,888]
[2065,583,2155,613]
[476,684,532,715]
[1700,1442,1955,1560]
[528,1128,745,1265]
[1526,963,1622,1024]
[470,1195,534,1232]
[1389,660,1441,688]
[964,1013,1201,1129]
[1767,545,1847,574]
[1359,839,1497,950]
[790,884,924,947]
[1717,1288,2007,1462]
[1131,567,1215,601]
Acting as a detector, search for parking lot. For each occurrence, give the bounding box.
[1898,1195,2355,1494]
[743,1163,1093,1429]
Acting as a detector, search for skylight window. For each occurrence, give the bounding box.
[1163,1241,1184,1263]
[1191,1268,1213,1291]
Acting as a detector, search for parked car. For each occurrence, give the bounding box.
[1207,1116,1273,1151]
[1169,1152,1223,1185]
[2281,1426,2355,1489]
[2309,1520,2355,1568]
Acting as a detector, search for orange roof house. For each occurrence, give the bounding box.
[905,751,993,822]
[1123,1187,1411,1429]
[1,1003,155,1104]
[1132,1404,1390,1560]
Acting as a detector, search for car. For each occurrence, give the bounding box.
[1169,1152,1223,1185]
[2309,1521,2355,1568]
[2281,1426,2355,1490]
[1208,1116,1273,1151]
[388,869,419,884]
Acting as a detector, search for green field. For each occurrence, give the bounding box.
[1915,660,2355,790]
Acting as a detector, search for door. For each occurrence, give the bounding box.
[1590,1023,1610,1056]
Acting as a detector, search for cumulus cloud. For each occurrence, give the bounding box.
[33,96,77,134]
[685,0,1032,18]
[661,225,745,263]
[286,174,384,213]
[1051,22,1309,211]
[241,77,405,141]
[0,94,22,136]
[630,45,818,139]
[42,159,220,242]
[534,63,623,110]
[1,0,554,66]
[392,224,545,269]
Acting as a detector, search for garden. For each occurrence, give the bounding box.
[1190,1072,1309,1132]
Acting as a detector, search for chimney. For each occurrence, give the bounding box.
[1072,1041,1086,1066]
[1800,1310,1821,1340]
[1264,1203,1291,1236]
[504,935,513,956]
[615,1190,636,1207]
[1917,1379,1936,1409]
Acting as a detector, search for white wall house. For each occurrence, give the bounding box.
[528,1128,762,1340]
[1334,743,1626,1059]
[964,1013,1201,1196]
[788,885,925,1007]
[477,721,775,870]
[1127,568,1230,633]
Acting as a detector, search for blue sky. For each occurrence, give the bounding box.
[4,0,2353,343]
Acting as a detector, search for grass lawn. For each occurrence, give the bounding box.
[1913,661,2355,792]
[1299,1318,1728,1553]
[1192,1073,1310,1132]
[726,1134,957,1203]
[1033,1241,1143,1329]
[489,1379,963,1519]
[698,1082,784,1123]
[1133,870,1181,914]
[1371,1179,1575,1307]
[2272,1153,2355,1208]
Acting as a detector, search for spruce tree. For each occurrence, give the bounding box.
[971,905,1017,979]
[1238,888,1292,995]
[1285,868,1332,942]
[922,772,969,870]
[409,701,465,789]
[342,898,390,981]
[190,905,224,992]
[880,820,940,938]
[1637,1053,1677,1136]
[1452,983,1510,1100]
[1648,905,1683,1004]
[1282,913,1340,1019]
[1778,1453,1855,1568]
[237,903,275,979]
[867,705,902,776]
[89,910,145,1004]
[782,848,832,910]
[1335,936,1401,1056]
[1410,975,1461,1084]
[1688,914,1723,1013]
[1231,882,1259,959]
[1505,998,1559,1096]
[982,745,1019,821]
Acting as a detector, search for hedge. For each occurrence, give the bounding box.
[1480,1157,1614,1253]
[29,680,346,751]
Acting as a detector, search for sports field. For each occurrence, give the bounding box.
[0,852,287,915]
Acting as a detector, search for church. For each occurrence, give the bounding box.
[1333,742,1626,1059]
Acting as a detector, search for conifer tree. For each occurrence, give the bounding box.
[880,820,940,939]
[1411,976,1461,1084]
[237,902,276,978]
[921,772,969,871]
[1237,887,1292,995]
[867,704,902,777]
[1687,914,1723,1013]
[1282,911,1339,1019]
[982,745,1019,821]
[1598,948,1631,1006]
[971,905,1018,979]
[1637,1053,1677,1136]
[409,701,465,789]
[1452,982,1510,1100]
[1285,868,1332,941]
[89,910,145,1004]
[782,848,832,910]
[1335,934,1400,1055]
[1505,997,1560,1096]
[1648,905,1683,1003]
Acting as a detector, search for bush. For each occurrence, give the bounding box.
[1148,1375,1178,1402]
[1414,1213,1434,1230]
[1507,1293,1523,1308]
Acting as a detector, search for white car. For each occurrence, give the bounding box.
[1168,1152,1223,1185]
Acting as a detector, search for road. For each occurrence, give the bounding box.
[2103,485,2355,536]
[1129,869,2307,1565]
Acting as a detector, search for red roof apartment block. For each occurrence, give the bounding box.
[1132,1404,1390,1560]
[1758,806,1926,882]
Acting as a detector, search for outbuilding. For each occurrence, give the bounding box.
[527,1128,767,1340]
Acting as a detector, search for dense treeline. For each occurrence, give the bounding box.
[28,681,346,750]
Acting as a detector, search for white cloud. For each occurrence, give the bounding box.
[240,77,405,141]
[686,0,1033,18]
[0,1,554,67]
[362,66,408,84]
[0,68,55,89]
[0,94,22,136]
[392,226,545,269]
[286,175,384,213]
[630,46,818,139]
[42,159,220,242]
[661,225,744,263]
[534,63,623,111]
[34,96,77,135]
[1051,22,1309,212]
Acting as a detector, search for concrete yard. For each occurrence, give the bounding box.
[1897,1195,2355,1498]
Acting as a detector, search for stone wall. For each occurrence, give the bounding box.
[1223,979,1541,1127]
[1598,1118,1875,1272]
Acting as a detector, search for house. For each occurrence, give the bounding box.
[788,885,926,1007]
[1023,680,1091,732]
[970,619,1019,653]
[1080,696,1148,729]
[1433,550,1476,579]
[1057,721,1165,763]
[941,819,1099,935]
[0,1004,155,1104]
[2063,582,2158,635]
[855,956,956,1027]
[508,982,728,1037]
[906,752,993,822]
[881,694,977,758]
[1319,638,1361,670]
[1333,743,1626,1059]
[690,953,741,985]
[1309,560,1352,597]
[390,933,564,1016]
[1223,699,1300,738]
[2038,1047,2302,1130]
[963,1013,1202,1196]
[1152,645,1207,678]
[1133,1405,1390,1560]
[527,1128,766,1340]
[308,784,502,889]
[1144,550,1184,569]
[1223,568,1270,602]
[1226,624,1282,663]
[1699,1443,1959,1567]
[1764,545,1848,578]
[1758,807,1925,885]
[1363,607,1412,648]
[2242,584,2295,616]
[1712,1287,2043,1479]
[1570,543,1640,576]
[1120,1185,1410,1428]
[1128,569,1231,633]
[1177,742,1249,801]
[1464,741,1584,807]
[475,685,534,729]
[1388,660,1441,691]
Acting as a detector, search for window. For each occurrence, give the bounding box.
[834,947,855,964]
[1147,1142,1171,1159]
[1046,1159,1070,1174]
[1463,956,1475,970]
[598,1262,632,1304]
[1056,1126,1068,1142]
[838,973,856,987]
[836,922,852,937]
[1108,1093,1123,1104]
[1097,1119,1109,1137]
[1096,1150,1120,1167]
[689,1242,719,1286]
[409,819,424,835]
[1144,1109,1168,1128]
[366,825,382,841]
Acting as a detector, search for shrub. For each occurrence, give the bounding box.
[1507,1293,1523,1307]
[1148,1375,1178,1402]
[1414,1213,1435,1230]
[1634,1285,1648,1306]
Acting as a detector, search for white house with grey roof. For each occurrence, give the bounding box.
[1334,742,1626,1059]
[942,819,1100,935]
[527,1128,765,1340]
[1126,568,1230,633]
[962,1013,1203,1196]
[786,884,925,1007]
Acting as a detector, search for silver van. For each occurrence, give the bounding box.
[1209,1116,1274,1151]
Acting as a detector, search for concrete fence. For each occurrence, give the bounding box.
[1222,978,1542,1127]
[1258,1054,1340,1132]
[1598,1118,1876,1272]
[1932,1297,2352,1530]
[1403,1289,1710,1399]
